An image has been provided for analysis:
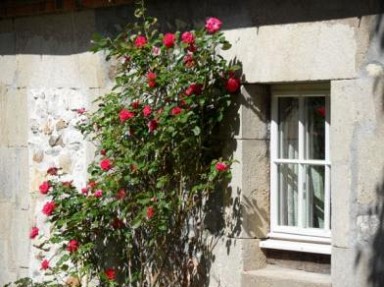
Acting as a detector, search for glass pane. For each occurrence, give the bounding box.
[304,97,326,160]
[278,97,299,159]
[303,165,325,228]
[278,163,299,226]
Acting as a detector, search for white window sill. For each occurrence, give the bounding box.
[259,233,331,255]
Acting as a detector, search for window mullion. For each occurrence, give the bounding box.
[324,95,331,230]
[271,96,279,229]
[298,97,305,228]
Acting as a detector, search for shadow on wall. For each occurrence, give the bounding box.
[359,11,384,287]
[204,77,271,259]
[366,174,384,287]
[1,0,384,55]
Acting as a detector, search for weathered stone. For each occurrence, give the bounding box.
[237,85,270,140]
[222,18,358,83]
[32,150,44,163]
[42,120,54,135]
[44,146,61,156]
[56,119,68,131]
[59,153,73,173]
[208,235,244,287]
[48,135,62,147]
[331,247,369,287]
[0,88,28,147]
[0,147,29,205]
[242,265,331,287]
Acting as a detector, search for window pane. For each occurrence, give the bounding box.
[278,97,299,159]
[304,97,326,160]
[303,165,325,228]
[278,163,299,226]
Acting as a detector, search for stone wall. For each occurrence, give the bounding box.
[0,10,108,285]
[0,1,384,287]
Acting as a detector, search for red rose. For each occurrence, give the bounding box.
[225,77,241,93]
[180,100,187,107]
[187,43,197,52]
[163,33,176,48]
[42,201,55,216]
[41,259,50,270]
[116,189,126,200]
[146,206,155,219]
[147,72,157,88]
[171,106,182,116]
[121,55,130,65]
[134,35,147,48]
[47,167,59,176]
[105,268,116,281]
[39,181,50,195]
[316,106,326,117]
[147,120,158,133]
[100,149,107,156]
[119,109,134,122]
[76,107,86,114]
[88,180,97,189]
[100,159,112,171]
[131,101,140,109]
[181,31,195,44]
[185,83,203,96]
[183,54,195,68]
[29,226,39,239]
[215,162,229,172]
[81,187,89,195]
[112,217,125,229]
[67,240,79,253]
[205,17,222,34]
[94,189,103,198]
[143,105,152,117]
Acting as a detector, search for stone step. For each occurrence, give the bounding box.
[242,265,331,287]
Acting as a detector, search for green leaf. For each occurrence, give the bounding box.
[222,41,232,50]
[192,126,201,136]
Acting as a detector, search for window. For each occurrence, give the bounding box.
[261,85,331,254]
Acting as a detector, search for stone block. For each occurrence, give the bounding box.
[0,239,17,286]
[17,54,100,89]
[222,18,358,83]
[332,246,370,287]
[242,265,331,287]
[331,163,352,248]
[0,203,12,240]
[0,28,16,85]
[0,147,29,208]
[11,209,31,268]
[71,10,95,52]
[238,84,270,140]
[208,235,244,287]
[240,139,269,238]
[0,55,17,85]
[15,11,92,55]
[77,52,103,89]
[0,87,28,147]
[223,138,269,239]
[14,10,102,89]
[242,239,267,271]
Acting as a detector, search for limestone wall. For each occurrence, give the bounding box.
[0,2,383,287]
[0,10,108,285]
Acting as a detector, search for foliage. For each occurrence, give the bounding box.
[9,3,241,287]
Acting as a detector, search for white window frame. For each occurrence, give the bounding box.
[260,84,331,254]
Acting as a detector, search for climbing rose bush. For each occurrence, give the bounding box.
[16,7,241,287]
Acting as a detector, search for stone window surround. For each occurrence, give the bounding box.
[258,83,332,255]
